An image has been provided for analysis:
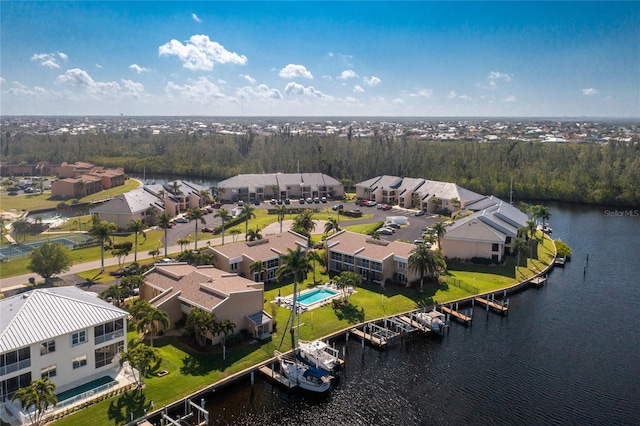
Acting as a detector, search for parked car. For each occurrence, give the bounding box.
[212,201,222,209]
[378,227,394,235]
[332,203,344,211]
[381,204,392,211]
[306,197,313,203]
[313,197,320,203]
[284,198,291,205]
[366,200,377,207]
[415,210,426,216]
[253,199,261,205]
[270,198,277,205]
[201,226,214,233]
[237,200,244,206]
[174,217,188,223]
[299,198,306,204]
[277,199,283,204]
[386,222,401,229]
[321,196,327,203]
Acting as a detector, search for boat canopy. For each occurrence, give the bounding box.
[303,367,330,379]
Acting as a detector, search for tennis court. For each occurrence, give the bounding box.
[0,235,94,260]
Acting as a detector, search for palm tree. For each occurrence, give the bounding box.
[450,197,461,211]
[186,307,216,347]
[230,228,241,243]
[145,205,159,226]
[274,205,288,233]
[293,209,316,235]
[127,218,146,263]
[11,377,57,426]
[408,244,445,293]
[276,247,312,350]
[430,196,440,212]
[11,218,31,242]
[186,208,206,250]
[334,270,361,302]
[512,238,529,268]
[199,189,211,206]
[120,343,159,389]
[89,220,119,273]
[215,207,231,245]
[210,186,220,201]
[523,218,539,260]
[110,247,129,271]
[156,189,167,201]
[137,306,170,347]
[241,204,256,236]
[218,319,236,347]
[156,212,172,259]
[246,227,262,241]
[324,216,340,235]
[432,221,446,248]
[250,259,266,282]
[102,284,123,306]
[148,248,160,261]
[307,250,324,283]
[177,237,191,252]
[168,181,181,195]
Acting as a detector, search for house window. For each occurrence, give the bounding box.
[41,340,56,355]
[94,319,125,345]
[95,342,124,369]
[492,254,499,262]
[0,372,31,401]
[230,262,239,271]
[492,243,499,252]
[41,365,57,379]
[397,261,407,270]
[72,330,87,346]
[72,355,87,369]
[0,347,31,375]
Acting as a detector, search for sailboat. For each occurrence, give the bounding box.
[275,287,333,393]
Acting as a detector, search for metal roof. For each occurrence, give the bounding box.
[0,287,128,353]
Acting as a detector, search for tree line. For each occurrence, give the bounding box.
[2,130,639,207]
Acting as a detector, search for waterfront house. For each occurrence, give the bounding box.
[145,180,208,215]
[203,230,308,282]
[217,172,343,203]
[440,196,528,262]
[325,230,420,286]
[0,287,128,424]
[140,263,273,342]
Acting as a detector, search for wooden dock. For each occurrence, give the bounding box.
[440,305,472,326]
[399,315,432,333]
[529,276,547,288]
[350,326,388,348]
[258,364,295,389]
[474,297,509,315]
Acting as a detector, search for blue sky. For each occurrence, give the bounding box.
[1,1,638,117]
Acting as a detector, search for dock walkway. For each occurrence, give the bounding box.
[474,296,509,315]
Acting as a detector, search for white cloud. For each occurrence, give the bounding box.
[353,85,365,93]
[129,64,151,74]
[279,64,313,80]
[409,88,433,98]
[158,34,247,71]
[55,68,121,96]
[363,76,381,86]
[192,13,202,23]
[121,79,145,99]
[236,84,282,100]
[240,74,256,84]
[504,95,517,102]
[488,71,512,82]
[96,64,102,69]
[31,52,68,69]
[165,76,225,101]
[392,98,405,105]
[582,88,599,96]
[448,90,458,99]
[283,82,330,98]
[338,70,359,80]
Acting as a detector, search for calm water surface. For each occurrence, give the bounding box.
[174,203,640,425]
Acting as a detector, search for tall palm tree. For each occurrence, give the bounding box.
[168,181,181,195]
[186,307,216,347]
[276,247,312,350]
[89,220,118,273]
[156,211,172,259]
[250,259,266,282]
[293,209,316,235]
[307,250,324,283]
[218,319,236,347]
[537,205,551,228]
[156,189,167,201]
[512,238,529,268]
[127,218,146,263]
[274,205,288,233]
[431,221,446,248]
[145,205,159,226]
[210,186,220,201]
[241,204,256,236]
[324,216,340,235]
[199,189,211,206]
[11,218,31,242]
[11,377,57,426]
[186,208,206,250]
[408,244,445,293]
[522,218,538,260]
[119,343,159,389]
[215,207,231,245]
[137,306,170,347]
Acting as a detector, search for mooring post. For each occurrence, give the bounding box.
[251,371,254,386]
[346,330,349,342]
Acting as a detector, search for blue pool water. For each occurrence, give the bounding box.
[297,288,339,307]
[56,376,116,402]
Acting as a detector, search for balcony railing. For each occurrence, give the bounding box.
[0,359,31,376]
[94,329,124,345]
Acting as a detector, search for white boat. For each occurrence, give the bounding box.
[276,352,332,393]
[298,339,343,371]
[414,309,446,333]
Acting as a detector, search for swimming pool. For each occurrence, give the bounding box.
[297,288,339,307]
[56,376,116,402]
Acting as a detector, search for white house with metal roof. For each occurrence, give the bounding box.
[0,287,128,423]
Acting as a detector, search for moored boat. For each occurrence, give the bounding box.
[275,351,332,393]
[414,309,446,333]
[298,339,343,371]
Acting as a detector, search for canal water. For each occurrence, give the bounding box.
[185,202,639,426]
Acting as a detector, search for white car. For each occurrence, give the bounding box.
[366,200,377,207]
[378,227,394,235]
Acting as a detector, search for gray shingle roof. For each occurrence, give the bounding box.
[0,287,128,352]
